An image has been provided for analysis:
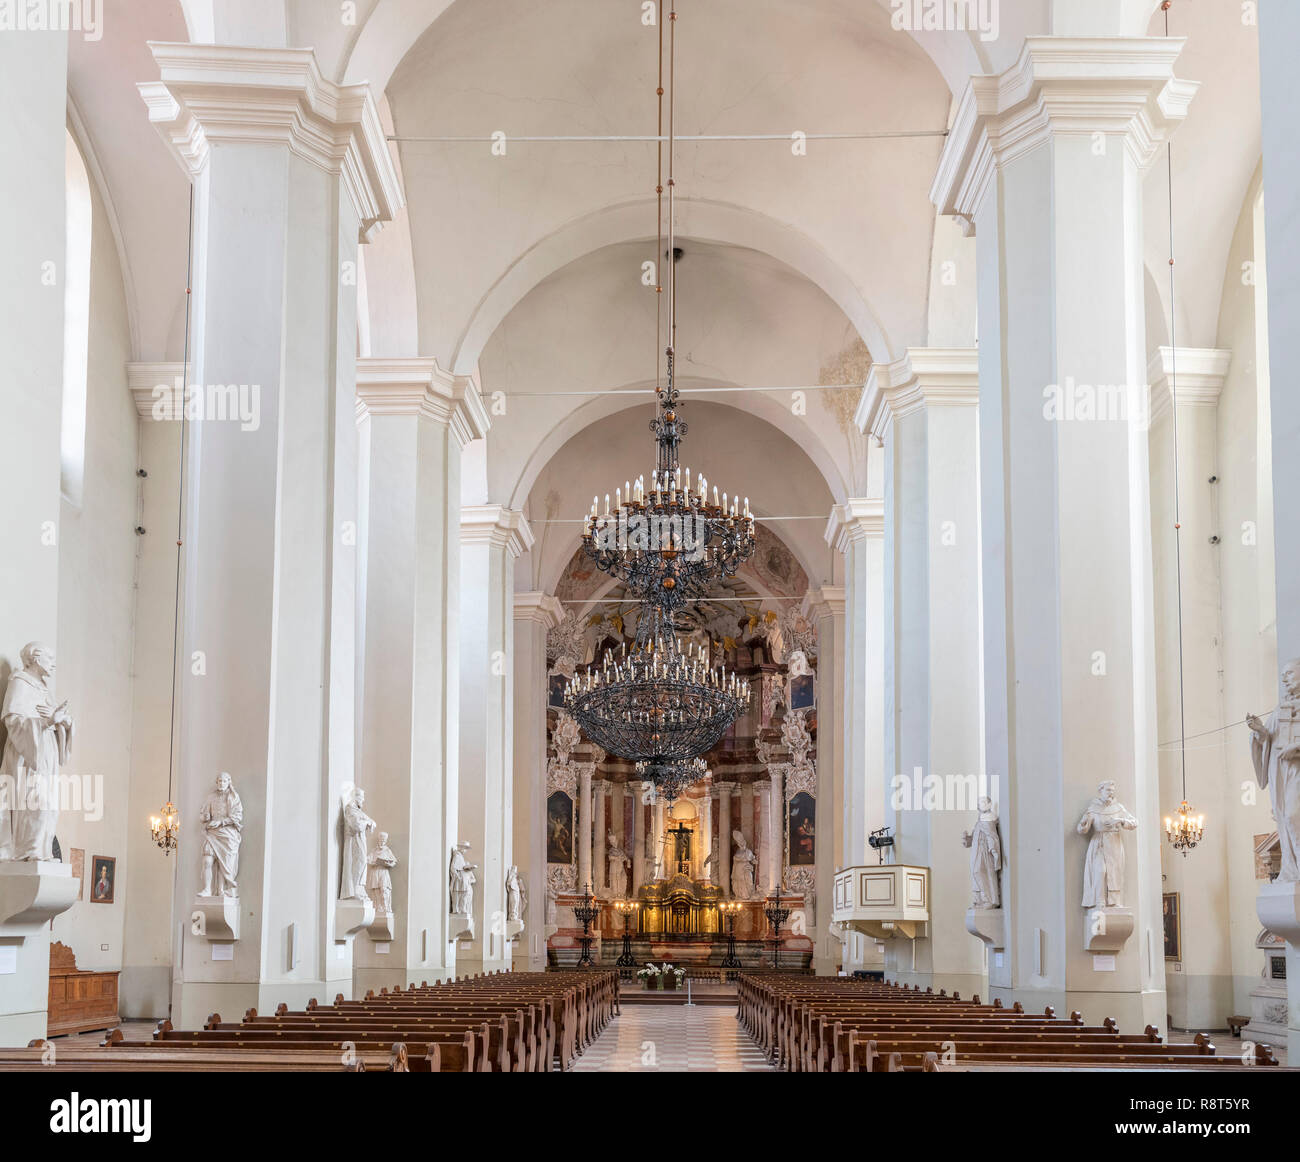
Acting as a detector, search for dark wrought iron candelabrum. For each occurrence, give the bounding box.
[764,887,791,970]
[718,900,742,970]
[572,883,601,968]
[613,899,637,969]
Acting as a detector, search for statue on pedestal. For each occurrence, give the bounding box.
[448,841,477,915]
[962,796,1002,909]
[367,831,397,915]
[1248,657,1300,884]
[607,832,630,898]
[506,865,527,923]
[340,785,376,901]
[1,641,73,862]
[1076,780,1137,908]
[731,829,757,901]
[198,772,243,898]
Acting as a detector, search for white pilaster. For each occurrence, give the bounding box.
[353,358,488,995]
[593,783,608,896]
[578,765,594,891]
[716,783,734,896]
[139,44,402,1027]
[510,592,562,969]
[931,37,1194,1030]
[630,781,647,893]
[458,504,532,974]
[860,348,984,996]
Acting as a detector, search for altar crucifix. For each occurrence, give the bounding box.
[667,820,694,877]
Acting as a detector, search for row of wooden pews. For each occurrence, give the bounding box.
[1,970,618,1073]
[737,974,1287,1072]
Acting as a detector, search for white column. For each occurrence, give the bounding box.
[630,781,647,893]
[511,592,561,970]
[140,45,402,1027]
[932,37,1192,1030]
[756,779,772,897]
[860,348,984,997]
[578,765,593,892]
[1258,0,1300,1060]
[651,795,665,880]
[767,768,783,896]
[593,782,607,896]
[716,783,733,896]
[353,360,487,995]
[0,26,71,1046]
[458,505,532,974]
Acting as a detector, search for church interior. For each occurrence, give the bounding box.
[3,0,1300,1107]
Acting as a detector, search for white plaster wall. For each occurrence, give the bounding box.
[1213,170,1281,1015]
[49,141,139,980]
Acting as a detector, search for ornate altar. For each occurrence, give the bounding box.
[637,875,722,936]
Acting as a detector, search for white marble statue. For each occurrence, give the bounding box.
[340,785,376,901]
[367,831,397,914]
[544,881,558,926]
[962,796,1002,909]
[449,841,478,915]
[703,834,719,884]
[0,641,73,862]
[1076,780,1138,908]
[607,832,630,897]
[506,865,526,922]
[1247,657,1300,884]
[198,772,243,898]
[731,829,757,901]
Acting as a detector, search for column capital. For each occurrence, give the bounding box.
[932,37,1197,223]
[805,585,845,622]
[1147,346,1231,423]
[513,591,564,628]
[355,357,489,445]
[461,505,534,558]
[138,43,403,240]
[855,347,980,437]
[825,498,884,553]
[126,362,187,419]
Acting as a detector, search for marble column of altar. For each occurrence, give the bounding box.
[593,782,607,896]
[578,765,593,892]
[716,783,734,896]
[631,782,647,893]
[756,779,772,896]
[701,781,714,883]
[767,773,783,895]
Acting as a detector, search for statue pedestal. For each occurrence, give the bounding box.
[505,919,524,941]
[965,907,1006,952]
[0,861,79,1047]
[1256,881,1300,1057]
[448,912,474,943]
[191,896,241,942]
[0,861,78,938]
[367,910,394,942]
[1083,906,1133,953]
[334,898,375,941]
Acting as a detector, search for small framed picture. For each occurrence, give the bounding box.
[89,855,116,904]
[1162,891,1180,961]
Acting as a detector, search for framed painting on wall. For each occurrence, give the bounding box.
[547,791,574,865]
[90,855,116,904]
[1162,891,1180,961]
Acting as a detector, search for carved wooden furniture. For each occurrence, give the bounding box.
[47,941,120,1037]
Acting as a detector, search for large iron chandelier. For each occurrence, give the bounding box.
[566,607,750,765]
[563,3,753,770]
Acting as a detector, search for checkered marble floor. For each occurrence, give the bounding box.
[571,1004,775,1072]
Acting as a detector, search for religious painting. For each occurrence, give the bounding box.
[89,855,116,904]
[789,792,815,866]
[69,847,85,900]
[789,673,815,712]
[1162,891,1180,961]
[547,791,574,864]
[548,673,568,709]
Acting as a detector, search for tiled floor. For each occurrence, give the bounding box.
[571,1003,775,1072]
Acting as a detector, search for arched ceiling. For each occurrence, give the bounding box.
[480,237,868,512]
[522,399,836,598]
[383,0,953,368]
